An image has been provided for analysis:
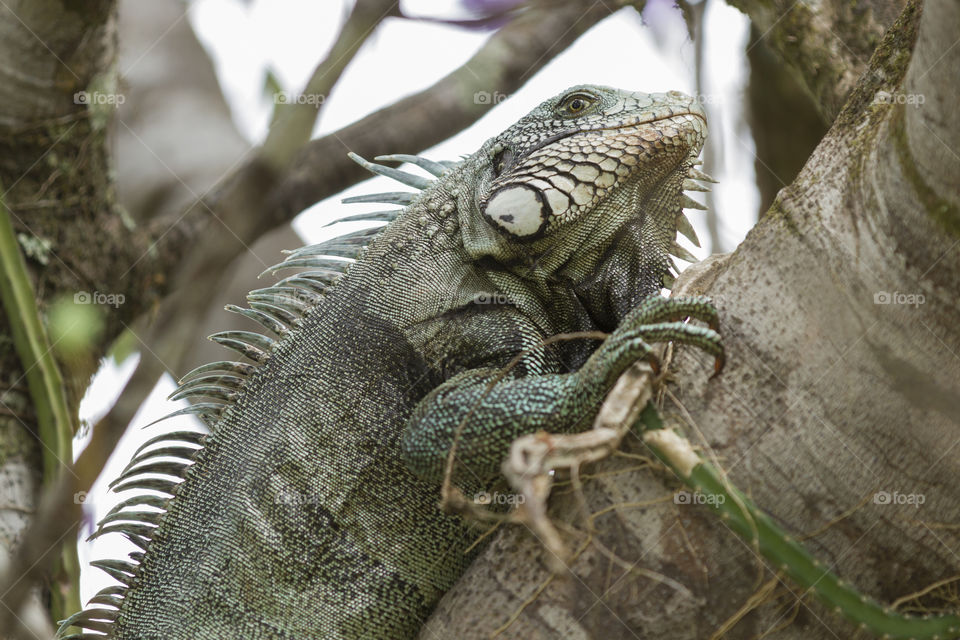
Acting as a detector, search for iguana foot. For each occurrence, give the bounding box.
[502,296,723,567]
[584,295,724,381]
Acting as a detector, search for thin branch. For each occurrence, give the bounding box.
[141,0,402,386]
[261,0,402,169]
[266,0,614,222]
[130,0,404,409]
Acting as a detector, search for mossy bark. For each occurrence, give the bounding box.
[0,1,119,635]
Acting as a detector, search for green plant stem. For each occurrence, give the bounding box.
[0,190,81,631]
[638,405,960,639]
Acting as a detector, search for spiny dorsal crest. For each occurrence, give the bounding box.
[55,151,448,640]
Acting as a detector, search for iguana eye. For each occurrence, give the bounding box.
[557,93,595,117]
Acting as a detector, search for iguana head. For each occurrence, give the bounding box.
[456,84,707,278]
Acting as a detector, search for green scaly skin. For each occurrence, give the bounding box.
[60,85,719,639]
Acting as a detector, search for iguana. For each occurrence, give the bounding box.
[59,85,722,639]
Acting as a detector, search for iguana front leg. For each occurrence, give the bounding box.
[401,295,723,486]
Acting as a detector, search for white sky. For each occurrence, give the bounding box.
[76,0,755,603]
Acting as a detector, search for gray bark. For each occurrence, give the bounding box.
[0,2,116,636]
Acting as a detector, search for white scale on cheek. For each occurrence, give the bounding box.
[570,183,594,206]
[543,188,570,217]
[485,185,546,237]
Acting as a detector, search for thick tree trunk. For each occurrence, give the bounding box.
[0,2,117,635]
[424,0,960,637]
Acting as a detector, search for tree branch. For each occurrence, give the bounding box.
[267,0,616,222]
[261,0,402,169]
[726,0,906,120]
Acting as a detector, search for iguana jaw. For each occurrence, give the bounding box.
[535,147,704,285]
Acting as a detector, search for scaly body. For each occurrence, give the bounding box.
[61,86,721,639]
